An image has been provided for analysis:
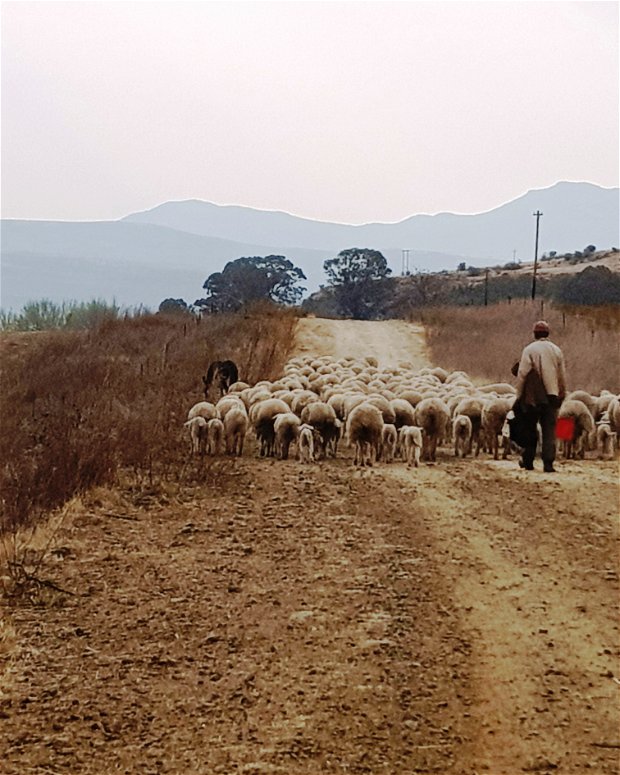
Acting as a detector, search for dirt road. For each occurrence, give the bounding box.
[1,318,618,775]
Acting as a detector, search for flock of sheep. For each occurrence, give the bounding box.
[184,355,619,467]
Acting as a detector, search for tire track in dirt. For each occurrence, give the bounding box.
[386,458,619,774]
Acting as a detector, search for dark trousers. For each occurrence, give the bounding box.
[520,397,561,467]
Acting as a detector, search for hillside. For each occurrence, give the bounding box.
[2,182,618,312]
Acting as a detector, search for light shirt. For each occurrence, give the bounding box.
[515,339,567,399]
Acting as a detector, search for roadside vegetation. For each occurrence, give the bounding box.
[0,304,296,543]
[417,301,620,394]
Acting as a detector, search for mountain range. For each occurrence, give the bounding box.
[1,181,618,312]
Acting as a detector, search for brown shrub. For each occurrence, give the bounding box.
[415,301,620,394]
[0,306,297,535]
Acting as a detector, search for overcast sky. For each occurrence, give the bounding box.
[1,1,618,224]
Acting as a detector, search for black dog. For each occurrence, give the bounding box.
[203,360,239,399]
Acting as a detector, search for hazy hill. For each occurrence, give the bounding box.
[0,221,334,312]
[1,181,617,312]
[125,181,619,260]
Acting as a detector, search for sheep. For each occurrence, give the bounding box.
[596,412,617,460]
[454,397,484,456]
[379,423,398,463]
[399,425,423,468]
[565,390,597,421]
[453,414,473,458]
[223,406,249,457]
[206,418,225,456]
[608,397,620,435]
[389,398,417,429]
[346,402,384,467]
[273,412,301,460]
[481,397,513,460]
[187,401,219,422]
[291,390,320,416]
[415,397,450,462]
[300,401,340,459]
[215,395,247,420]
[251,398,291,457]
[558,399,596,459]
[298,423,317,464]
[184,416,208,455]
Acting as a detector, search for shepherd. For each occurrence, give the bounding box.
[203,360,239,400]
[512,320,567,473]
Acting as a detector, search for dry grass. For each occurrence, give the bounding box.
[416,301,620,393]
[0,304,297,539]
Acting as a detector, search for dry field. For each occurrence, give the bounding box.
[1,316,619,775]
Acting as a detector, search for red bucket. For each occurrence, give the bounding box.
[556,417,575,441]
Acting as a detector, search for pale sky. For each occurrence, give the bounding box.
[1,1,618,224]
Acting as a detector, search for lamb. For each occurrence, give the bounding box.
[379,423,398,463]
[399,425,423,468]
[206,418,225,456]
[453,414,473,458]
[454,397,484,456]
[298,423,317,464]
[558,399,596,459]
[273,412,301,460]
[184,416,208,455]
[415,397,450,462]
[596,412,617,460]
[223,406,249,456]
[346,402,384,467]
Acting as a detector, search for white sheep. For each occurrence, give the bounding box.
[298,423,317,464]
[206,418,225,456]
[399,425,423,468]
[273,412,301,460]
[453,414,473,458]
[187,401,219,422]
[184,416,208,455]
[251,398,291,457]
[415,397,450,462]
[223,406,249,457]
[379,423,398,463]
[481,397,513,460]
[454,397,484,457]
[346,402,384,467]
[596,412,617,460]
[558,399,596,459]
[300,401,340,459]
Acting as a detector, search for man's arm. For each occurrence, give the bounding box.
[514,348,532,398]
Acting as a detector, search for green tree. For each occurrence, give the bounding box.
[323,248,392,319]
[196,255,306,313]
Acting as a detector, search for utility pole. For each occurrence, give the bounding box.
[484,268,489,306]
[401,249,410,276]
[531,210,543,300]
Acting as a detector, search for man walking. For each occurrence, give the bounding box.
[514,320,567,472]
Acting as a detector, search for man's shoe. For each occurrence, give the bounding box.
[543,464,556,473]
[519,459,534,471]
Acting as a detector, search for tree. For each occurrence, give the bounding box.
[195,255,306,313]
[554,266,620,305]
[158,298,191,316]
[323,248,392,319]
